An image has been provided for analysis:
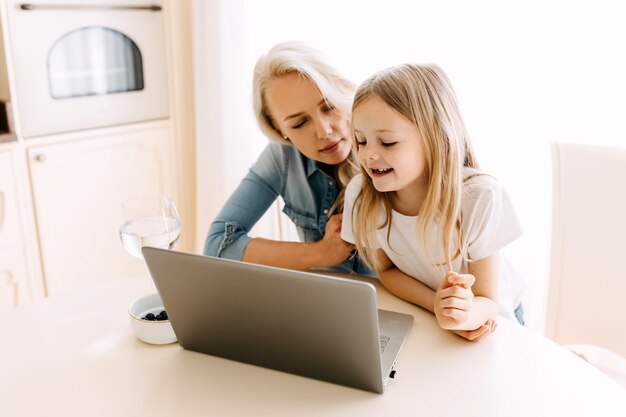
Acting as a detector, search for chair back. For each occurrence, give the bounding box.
[547,142,626,357]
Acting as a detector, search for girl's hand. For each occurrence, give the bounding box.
[316,214,355,267]
[451,319,498,342]
[434,271,475,330]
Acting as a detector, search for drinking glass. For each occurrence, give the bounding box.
[119,195,181,260]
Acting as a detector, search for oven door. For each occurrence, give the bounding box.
[3,0,169,138]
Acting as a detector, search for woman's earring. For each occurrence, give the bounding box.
[283,135,289,141]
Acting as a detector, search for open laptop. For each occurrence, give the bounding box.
[141,247,413,393]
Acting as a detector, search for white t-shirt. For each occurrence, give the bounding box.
[341,169,525,319]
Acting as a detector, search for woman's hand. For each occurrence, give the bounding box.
[316,214,355,267]
[434,271,475,330]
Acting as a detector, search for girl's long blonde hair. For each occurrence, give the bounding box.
[351,64,479,271]
[252,41,359,213]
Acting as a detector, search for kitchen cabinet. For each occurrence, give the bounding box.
[0,146,35,309]
[27,121,176,297]
[0,0,194,304]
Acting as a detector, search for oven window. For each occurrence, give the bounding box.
[48,27,144,99]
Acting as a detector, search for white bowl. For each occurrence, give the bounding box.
[128,292,177,345]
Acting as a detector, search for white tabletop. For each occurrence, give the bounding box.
[1,274,624,417]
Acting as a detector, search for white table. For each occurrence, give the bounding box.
[1,274,625,417]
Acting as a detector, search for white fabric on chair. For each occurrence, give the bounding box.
[547,142,626,387]
[567,344,626,387]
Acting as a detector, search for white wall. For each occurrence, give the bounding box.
[193,0,626,333]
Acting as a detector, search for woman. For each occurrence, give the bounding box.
[204,41,373,276]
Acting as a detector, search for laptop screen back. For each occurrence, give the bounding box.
[142,247,385,392]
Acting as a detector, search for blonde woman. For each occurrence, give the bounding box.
[341,64,525,341]
[204,41,373,276]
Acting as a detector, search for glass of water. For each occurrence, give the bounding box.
[119,195,181,259]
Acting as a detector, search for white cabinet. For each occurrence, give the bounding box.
[0,1,194,303]
[0,147,34,309]
[27,121,176,297]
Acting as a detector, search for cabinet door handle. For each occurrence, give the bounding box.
[34,154,46,162]
[0,191,4,232]
[1,271,19,308]
[19,3,162,11]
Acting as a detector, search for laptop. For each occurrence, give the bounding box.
[141,247,414,393]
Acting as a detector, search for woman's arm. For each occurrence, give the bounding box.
[203,168,278,260]
[204,144,353,270]
[243,214,354,270]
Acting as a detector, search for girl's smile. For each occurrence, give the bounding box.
[368,167,394,177]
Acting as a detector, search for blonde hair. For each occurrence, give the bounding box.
[351,64,479,271]
[252,41,359,213]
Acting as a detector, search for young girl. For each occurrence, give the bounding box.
[341,64,525,342]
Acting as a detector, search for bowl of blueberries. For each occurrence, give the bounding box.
[128,292,177,345]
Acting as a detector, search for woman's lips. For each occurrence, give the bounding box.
[320,140,341,154]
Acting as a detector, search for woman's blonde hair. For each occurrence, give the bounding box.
[252,41,359,213]
[351,64,479,271]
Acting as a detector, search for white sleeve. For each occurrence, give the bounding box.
[464,178,523,261]
[340,175,363,244]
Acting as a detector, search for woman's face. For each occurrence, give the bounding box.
[265,72,352,165]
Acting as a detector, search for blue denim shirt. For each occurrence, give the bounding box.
[204,142,375,277]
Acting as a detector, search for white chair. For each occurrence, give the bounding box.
[547,142,626,387]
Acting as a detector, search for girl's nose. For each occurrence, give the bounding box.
[362,146,379,161]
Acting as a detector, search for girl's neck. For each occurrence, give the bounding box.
[391,180,429,217]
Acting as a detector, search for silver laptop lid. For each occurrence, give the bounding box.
[142,247,387,393]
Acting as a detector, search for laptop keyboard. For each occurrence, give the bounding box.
[380,335,390,353]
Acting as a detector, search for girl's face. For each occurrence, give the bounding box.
[265,72,352,165]
[353,95,428,198]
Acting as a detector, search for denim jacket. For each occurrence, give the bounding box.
[204,142,374,276]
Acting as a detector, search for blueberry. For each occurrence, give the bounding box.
[144,313,156,320]
[156,310,169,321]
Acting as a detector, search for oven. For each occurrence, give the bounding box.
[2,0,168,138]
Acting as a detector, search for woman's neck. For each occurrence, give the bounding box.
[318,162,336,178]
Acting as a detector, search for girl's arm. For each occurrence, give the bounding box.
[377,249,497,341]
[435,253,500,331]
[376,249,437,313]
